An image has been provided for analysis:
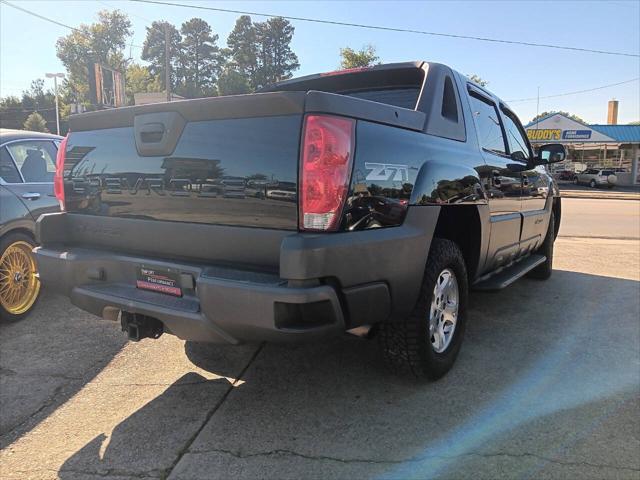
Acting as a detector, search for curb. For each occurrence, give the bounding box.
[560,191,640,201]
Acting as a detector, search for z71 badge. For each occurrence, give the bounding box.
[364,162,409,182]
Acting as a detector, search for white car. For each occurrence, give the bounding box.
[574,169,617,189]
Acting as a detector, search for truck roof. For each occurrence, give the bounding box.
[261,61,511,113]
[259,61,426,93]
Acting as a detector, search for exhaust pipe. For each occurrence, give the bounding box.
[347,325,374,338]
[120,312,163,341]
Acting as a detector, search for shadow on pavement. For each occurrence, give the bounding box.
[57,270,639,479]
[0,290,127,449]
[57,372,232,479]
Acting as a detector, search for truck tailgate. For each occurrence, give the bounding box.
[63,92,305,230]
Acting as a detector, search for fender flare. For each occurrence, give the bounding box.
[410,160,488,206]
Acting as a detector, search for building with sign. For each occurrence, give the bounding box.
[525,105,640,185]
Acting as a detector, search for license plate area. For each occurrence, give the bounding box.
[136,265,182,297]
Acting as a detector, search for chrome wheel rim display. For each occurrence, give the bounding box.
[428,268,459,353]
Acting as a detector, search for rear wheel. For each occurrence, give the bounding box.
[589,179,597,188]
[528,211,554,280]
[573,176,579,185]
[0,233,41,322]
[378,239,468,380]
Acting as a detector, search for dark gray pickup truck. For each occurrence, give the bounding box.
[35,61,565,378]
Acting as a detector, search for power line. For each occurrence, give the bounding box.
[131,0,639,58]
[0,0,143,49]
[507,78,640,103]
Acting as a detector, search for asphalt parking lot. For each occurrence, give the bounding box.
[1,198,639,480]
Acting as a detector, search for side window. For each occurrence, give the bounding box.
[441,77,458,122]
[425,73,466,142]
[0,146,23,183]
[501,109,531,162]
[469,93,507,156]
[6,140,57,183]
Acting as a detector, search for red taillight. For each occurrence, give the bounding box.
[54,134,68,210]
[299,115,355,231]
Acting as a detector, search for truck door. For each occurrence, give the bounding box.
[467,89,522,271]
[500,107,549,254]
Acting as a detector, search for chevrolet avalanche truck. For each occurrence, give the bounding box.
[34,62,565,379]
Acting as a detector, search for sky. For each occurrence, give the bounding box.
[1,0,639,125]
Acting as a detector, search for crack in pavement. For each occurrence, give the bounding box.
[0,351,122,444]
[160,343,265,480]
[0,370,83,381]
[9,467,161,478]
[185,448,640,473]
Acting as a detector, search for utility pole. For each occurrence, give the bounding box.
[535,86,540,130]
[45,72,65,135]
[164,24,171,102]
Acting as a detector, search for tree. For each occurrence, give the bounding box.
[467,74,488,87]
[125,63,161,104]
[179,18,222,97]
[56,10,132,103]
[0,96,25,130]
[141,21,182,92]
[254,17,299,87]
[226,15,258,89]
[217,67,250,96]
[23,112,49,132]
[21,79,55,112]
[1,80,63,130]
[530,111,586,124]
[629,121,640,125]
[339,45,380,69]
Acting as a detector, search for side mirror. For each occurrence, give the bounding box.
[535,143,566,165]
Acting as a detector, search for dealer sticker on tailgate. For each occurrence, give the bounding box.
[136,266,182,297]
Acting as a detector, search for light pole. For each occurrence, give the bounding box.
[45,73,65,135]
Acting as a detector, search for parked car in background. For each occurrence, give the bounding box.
[557,170,575,181]
[573,168,617,188]
[0,129,61,321]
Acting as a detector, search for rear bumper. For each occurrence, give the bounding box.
[36,246,349,343]
[34,208,439,343]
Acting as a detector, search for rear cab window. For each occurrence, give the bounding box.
[346,88,420,109]
[261,65,425,110]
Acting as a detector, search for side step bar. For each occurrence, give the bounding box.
[473,254,546,291]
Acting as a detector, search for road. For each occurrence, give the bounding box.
[559,198,640,239]
[1,198,639,480]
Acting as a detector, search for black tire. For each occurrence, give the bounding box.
[573,177,579,185]
[589,179,597,188]
[0,232,41,322]
[528,211,554,280]
[378,238,468,380]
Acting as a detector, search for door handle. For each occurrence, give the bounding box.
[22,192,41,200]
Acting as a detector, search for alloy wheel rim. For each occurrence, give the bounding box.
[0,241,40,315]
[428,268,459,353]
